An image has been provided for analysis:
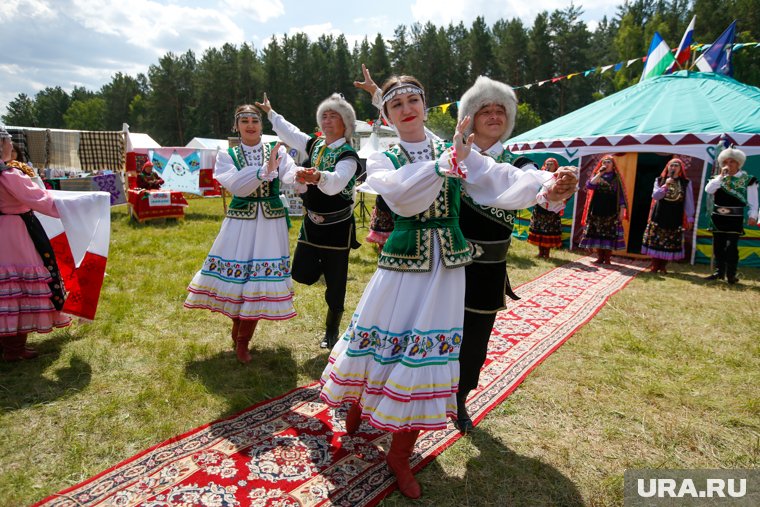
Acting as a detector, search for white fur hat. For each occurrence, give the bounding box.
[717,146,746,169]
[316,93,356,142]
[458,76,518,142]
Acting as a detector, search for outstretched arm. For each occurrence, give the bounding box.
[256,93,311,155]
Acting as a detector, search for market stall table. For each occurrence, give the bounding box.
[127,189,188,222]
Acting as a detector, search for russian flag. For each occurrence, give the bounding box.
[35,191,111,321]
[668,15,696,73]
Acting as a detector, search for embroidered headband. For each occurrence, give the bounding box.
[381,83,425,107]
[235,111,260,121]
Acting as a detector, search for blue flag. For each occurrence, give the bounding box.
[694,21,737,76]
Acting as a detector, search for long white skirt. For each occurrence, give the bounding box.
[184,214,296,321]
[320,241,463,431]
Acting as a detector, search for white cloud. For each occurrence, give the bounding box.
[287,22,342,40]
[221,0,285,23]
[68,0,245,55]
[0,0,55,18]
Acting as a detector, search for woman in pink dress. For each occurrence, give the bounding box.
[0,126,70,360]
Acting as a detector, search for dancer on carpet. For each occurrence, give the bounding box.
[0,125,70,361]
[320,73,574,498]
[641,158,695,273]
[256,93,361,350]
[355,69,577,435]
[579,155,628,264]
[528,158,565,259]
[185,105,297,364]
[455,79,577,433]
[704,146,758,283]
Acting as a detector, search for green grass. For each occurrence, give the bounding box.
[1,197,758,506]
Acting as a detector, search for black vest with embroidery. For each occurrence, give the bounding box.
[651,177,688,229]
[300,137,359,213]
[296,137,360,249]
[459,148,518,242]
[710,173,757,234]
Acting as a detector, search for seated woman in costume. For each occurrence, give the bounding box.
[136,161,164,190]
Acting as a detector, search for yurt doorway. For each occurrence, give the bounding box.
[627,153,672,254]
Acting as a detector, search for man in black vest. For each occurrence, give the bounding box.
[258,94,361,348]
[704,146,758,284]
[454,77,577,433]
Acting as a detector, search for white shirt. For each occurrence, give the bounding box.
[268,110,358,196]
[364,136,563,217]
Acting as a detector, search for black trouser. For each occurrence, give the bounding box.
[291,242,350,312]
[712,232,740,276]
[459,309,498,393]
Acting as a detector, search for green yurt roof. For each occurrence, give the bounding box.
[508,71,760,149]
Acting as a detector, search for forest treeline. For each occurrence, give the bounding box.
[3,0,759,145]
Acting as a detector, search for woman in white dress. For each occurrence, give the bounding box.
[185,105,297,364]
[319,74,572,498]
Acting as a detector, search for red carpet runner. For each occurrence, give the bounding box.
[35,256,646,507]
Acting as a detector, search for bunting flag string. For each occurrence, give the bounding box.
[422,41,760,113]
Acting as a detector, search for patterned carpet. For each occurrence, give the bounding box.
[34,256,646,507]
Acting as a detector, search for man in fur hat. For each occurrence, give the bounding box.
[704,146,758,283]
[454,76,577,433]
[257,93,360,348]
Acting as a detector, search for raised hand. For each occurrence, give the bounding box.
[453,116,474,161]
[354,63,379,97]
[255,93,272,114]
[266,142,284,176]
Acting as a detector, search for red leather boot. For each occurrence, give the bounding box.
[386,430,422,499]
[1,334,39,361]
[235,320,258,364]
[345,403,362,434]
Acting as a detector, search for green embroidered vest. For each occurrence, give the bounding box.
[378,139,472,272]
[309,138,357,203]
[461,147,516,228]
[225,143,287,219]
[720,172,753,204]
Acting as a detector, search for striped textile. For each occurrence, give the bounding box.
[24,129,49,168]
[47,130,82,171]
[6,128,30,163]
[79,131,125,172]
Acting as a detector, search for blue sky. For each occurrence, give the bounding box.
[0,0,621,117]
